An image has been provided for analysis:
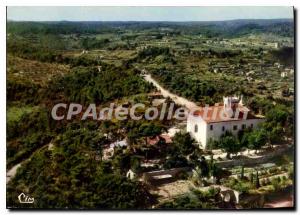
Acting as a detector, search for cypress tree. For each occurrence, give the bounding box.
[241,166,244,179]
[250,172,254,184]
[256,171,260,188]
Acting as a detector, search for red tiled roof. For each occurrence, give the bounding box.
[146,136,160,145]
[146,134,172,145]
[192,103,260,123]
[160,134,172,144]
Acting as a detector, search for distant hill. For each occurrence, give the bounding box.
[7,19,294,38]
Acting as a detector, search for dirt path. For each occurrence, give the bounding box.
[6,141,53,184]
[264,194,293,208]
[143,74,198,110]
[6,163,21,184]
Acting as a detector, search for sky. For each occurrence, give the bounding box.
[7,6,294,22]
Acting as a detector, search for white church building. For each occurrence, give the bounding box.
[187,96,264,149]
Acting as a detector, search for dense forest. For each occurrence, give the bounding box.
[7,23,158,207]
[7,125,155,209]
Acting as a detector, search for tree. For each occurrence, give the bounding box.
[139,122,164,137]
[219,132,241,159]
[138,122,165,145]
[206,138,218,150]
[172,132,196,156]
[199,156,210,178]
[163,154,189,169]
[130,156,142,173]
[268,125,285,147]
[262,120,285,148]
[209,154,214,172]
[112,150,131,174]
[189,147,203,166]
[247,129,267,153]
[249,172,254,184]
[255,171,260,188]
[240,166,245,179]
[266,105,289,127]
[7,126,156,209]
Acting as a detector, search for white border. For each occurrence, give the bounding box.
[1,1,299,214]
[2,0,297,6]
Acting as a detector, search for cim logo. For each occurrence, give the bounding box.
[18,193,34,204]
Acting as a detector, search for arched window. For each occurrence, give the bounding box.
[194,124,198,133]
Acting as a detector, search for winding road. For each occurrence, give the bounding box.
[143,74,199,110]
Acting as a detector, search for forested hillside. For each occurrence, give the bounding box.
[6,19,294,209]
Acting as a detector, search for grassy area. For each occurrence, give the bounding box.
[7,55,70,85]
[7,106,37,124]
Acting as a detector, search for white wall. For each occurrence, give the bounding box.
[187,115,265,149]
[187,114,207,148]
[206,118,264,142]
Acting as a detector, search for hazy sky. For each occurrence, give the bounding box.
[7,6,294,22]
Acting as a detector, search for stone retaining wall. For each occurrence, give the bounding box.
[216,145,293,168]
